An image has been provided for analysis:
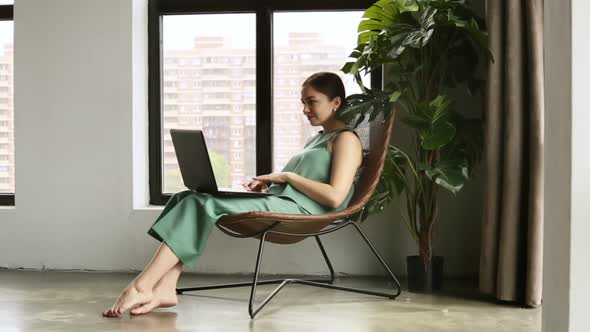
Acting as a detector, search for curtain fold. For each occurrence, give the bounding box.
[479,0,544,307]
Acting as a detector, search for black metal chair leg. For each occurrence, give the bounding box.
[248,232,271,317]
[176,236,334,295]
[176,221,402,319]
[247,234,340,317]
[350,222,402,298]
[315,235,335,283]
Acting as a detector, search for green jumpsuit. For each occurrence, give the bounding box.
[147,127,361,269]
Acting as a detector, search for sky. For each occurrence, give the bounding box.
[0,9,368,86]
[163,11,364,50]
[0,10,366,57]
[162,11,368,92]
[0,0,13,49]
[0,21,12,49]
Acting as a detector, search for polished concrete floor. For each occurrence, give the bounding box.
[0,269,541,332]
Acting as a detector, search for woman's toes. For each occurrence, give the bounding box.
[116,285,154,315]
[103,307,114,317]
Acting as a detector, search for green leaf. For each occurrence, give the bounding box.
[358,21,389,33]
[458,18,494,62]
[441,111,484,177]
[398,0,419,13]
[340,61,355,73]
[429,95,452,123]
[389,90,402,102]
[356,0,419,46]
[337,90,391,127]
[349,61,360,75]
[364,6,395,25]
[400,112,430,130]
[416,161,430,171]
[424,159,469,194]
[357,0,398,45]
[420,121,456,150]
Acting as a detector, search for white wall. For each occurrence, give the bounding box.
[0,0,484,278]
[569,0,590,328]
[543,0,590,331]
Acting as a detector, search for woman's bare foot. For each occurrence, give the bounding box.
[129,286,178,315]
[103,284,154,317]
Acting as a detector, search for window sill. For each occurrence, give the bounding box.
[133,205,164,211]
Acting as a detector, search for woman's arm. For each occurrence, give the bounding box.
[253,131,361,209]
[288,131,362,208]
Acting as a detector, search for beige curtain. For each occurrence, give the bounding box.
[479,0,544,307]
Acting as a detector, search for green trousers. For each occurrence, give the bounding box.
[147,190,310,269]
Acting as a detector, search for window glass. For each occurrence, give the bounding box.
[161,14,256,193]
[0,20,13,194]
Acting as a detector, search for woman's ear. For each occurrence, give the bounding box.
[333,96,342,110]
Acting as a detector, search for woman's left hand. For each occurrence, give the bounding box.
[252,172,292,185]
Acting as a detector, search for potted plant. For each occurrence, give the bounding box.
[339,0,491,292]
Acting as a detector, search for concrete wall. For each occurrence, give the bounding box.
[0,0,485,278]
[543,0,572,329]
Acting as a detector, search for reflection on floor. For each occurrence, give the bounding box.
[0,269,541,332]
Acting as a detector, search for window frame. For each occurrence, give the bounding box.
[0,4,13,206]
[148,0,381,205]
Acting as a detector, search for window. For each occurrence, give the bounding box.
[148,0,379,205]
[154,13,256,195]
[0,3,13,205]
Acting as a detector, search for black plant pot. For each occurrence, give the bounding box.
[406,255,444,293]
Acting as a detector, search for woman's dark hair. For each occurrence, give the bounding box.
[301,72,346,109]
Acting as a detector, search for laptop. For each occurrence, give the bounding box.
[170,128,273,197]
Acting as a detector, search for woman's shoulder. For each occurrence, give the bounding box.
[329,127,361,143]
[327,128,362,154]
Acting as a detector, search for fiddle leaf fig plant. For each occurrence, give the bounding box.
[339,0,491,267]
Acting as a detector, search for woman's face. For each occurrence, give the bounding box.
[300,86,341,126]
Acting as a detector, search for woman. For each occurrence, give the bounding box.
[102,72,363,317]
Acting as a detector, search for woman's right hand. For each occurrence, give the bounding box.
[241,179,269,192]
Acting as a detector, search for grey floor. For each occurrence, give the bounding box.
[0,269,541,332]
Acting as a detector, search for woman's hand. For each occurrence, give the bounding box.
[241,179,269,192]
[252,172,292,185]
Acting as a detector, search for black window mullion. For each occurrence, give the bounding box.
[0,196,13,205]
[256,7,273,176]
[148,1,166,205]
[0,193,13,206]
[0,5,13,19]
[0,4,13,206]
[158,0,373,13]
[371,65,383,91]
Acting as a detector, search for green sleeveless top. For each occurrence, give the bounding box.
[266,127,362,214]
